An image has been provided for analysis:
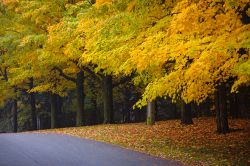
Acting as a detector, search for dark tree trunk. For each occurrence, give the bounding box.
[215,84,229,134]
[146,101,155,125]
[50,93,57,129]
[29,78,37,130]
[181,100,193,125]
[12,99,18,133]
[103,75,113,124]
[76,71,84,126]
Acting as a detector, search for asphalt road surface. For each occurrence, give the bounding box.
[0,133,182,166]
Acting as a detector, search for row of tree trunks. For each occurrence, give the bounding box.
[215,84,229,134]
[145,100,193,126]
[56,68,112,126]
[11,78,38,132]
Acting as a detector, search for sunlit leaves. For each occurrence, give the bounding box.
[1,0,249,107]
[129,0,250,106]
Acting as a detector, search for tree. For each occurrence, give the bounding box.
[121,0,249,131]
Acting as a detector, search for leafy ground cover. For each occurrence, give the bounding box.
[34,118,250,165]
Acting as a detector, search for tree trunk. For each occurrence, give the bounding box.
[146,101,155,125]
[29,78,37,130]
[50,93,57,129]
[181,100,193,125]
[103,75,113,124]
[76,71,84,126]
[215,84,229,134]
[12,99,17,132]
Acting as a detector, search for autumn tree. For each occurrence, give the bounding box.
[124,0,249,131]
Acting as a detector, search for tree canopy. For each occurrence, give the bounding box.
[0,0,249,133]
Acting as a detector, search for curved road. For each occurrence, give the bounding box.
[0,133,182,166]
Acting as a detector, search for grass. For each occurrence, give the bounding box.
[33,117,250,166]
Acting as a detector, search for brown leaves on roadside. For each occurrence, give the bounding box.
[34,118,250,166]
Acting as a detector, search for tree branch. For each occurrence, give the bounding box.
[53,67,76,83]
[82,66,102,81]
[112,76,132,88]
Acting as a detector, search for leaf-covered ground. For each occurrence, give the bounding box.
[34,118,250,166]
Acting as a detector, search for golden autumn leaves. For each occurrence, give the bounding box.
[0,0,249,107]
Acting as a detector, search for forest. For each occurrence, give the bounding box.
[0,0,249,134]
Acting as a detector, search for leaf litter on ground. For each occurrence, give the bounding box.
[32,117,250,166]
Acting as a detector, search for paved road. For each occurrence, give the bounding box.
[0,133,182,166]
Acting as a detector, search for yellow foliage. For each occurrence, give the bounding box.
[95,0,113,8]
[127,0,135,12]
[1,0,249,108]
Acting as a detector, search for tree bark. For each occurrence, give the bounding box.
[103,75,113,124]
[215,84,229,134]
[146,101,155,125]
[12,99,17,132]
[181,100,193,125]
[76,71,84,126]
[29,78,37,130]
[50,93,57,129]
